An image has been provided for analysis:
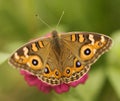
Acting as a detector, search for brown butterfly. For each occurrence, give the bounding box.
[9,30,112,85]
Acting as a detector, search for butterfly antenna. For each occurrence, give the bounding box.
[35,14,52,29]
[56,11,64,29]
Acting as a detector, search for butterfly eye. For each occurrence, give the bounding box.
[63,67,73,77]
[76,60,81,67]
[53,69,61,78]
[44,67,50,74]
[27,55,42,70]
[84,48,91,55]
[43,64,53,77]
[73,58,84,72]
[66,69,70,74]
[80,45,96,60]
[55,71,59,76]
[32,59,38,66]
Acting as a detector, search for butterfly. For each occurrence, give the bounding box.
[9,30,112,85]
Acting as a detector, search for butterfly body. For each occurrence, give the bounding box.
[9,31,112,85]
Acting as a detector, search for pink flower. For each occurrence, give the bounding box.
[20,70,88,94]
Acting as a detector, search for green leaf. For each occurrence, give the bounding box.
[106,31,120,99]
[107,66,120,99]
[107,30,120,66]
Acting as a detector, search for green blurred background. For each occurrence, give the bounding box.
[0,0,120,101]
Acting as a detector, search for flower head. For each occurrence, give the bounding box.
[20,70,88,94]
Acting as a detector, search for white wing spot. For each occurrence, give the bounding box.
[14,52,20,60]
[89,34,94,45]
[23,47,29,58]
[101,36,105,42]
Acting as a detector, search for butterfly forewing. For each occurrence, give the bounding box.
[61,32,112,65]
[9,37,51,75]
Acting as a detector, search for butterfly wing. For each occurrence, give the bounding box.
[9,36,51,75]
[60,32,112,83]
[9,32,112,85]
[9,35,64,85]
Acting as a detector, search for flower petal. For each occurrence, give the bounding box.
[20,70,88,94]
[53,84,70,94]
[20,70,38,86]
[69,74,88,87]
[37,80,52,93]
[20,70,52,93]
